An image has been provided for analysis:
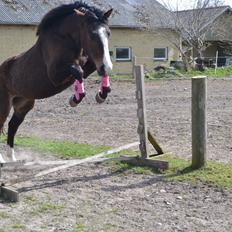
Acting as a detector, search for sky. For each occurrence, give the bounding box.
[157,0,232,10]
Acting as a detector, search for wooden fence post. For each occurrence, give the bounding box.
[192,76,207,169]
[135,65,149,158]
[132,56,137,78]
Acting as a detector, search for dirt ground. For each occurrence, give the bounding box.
[0,78,232,231]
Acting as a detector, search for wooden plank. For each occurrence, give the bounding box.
[27,156,141,167]
[147,129,164,155]
[25,160,70,166]
[192,76,207,169]
[135,65,149,158]
[7,155,142,186]
[0,160,25,167]
[35,142,139,178]
[0,185,19,202]
[123,157,168,170]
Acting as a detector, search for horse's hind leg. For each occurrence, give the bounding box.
[0,89,11,163]
[7,97,34,161]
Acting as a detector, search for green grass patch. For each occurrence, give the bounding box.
[12,224,25,230]
[3,136,231,188]
[106,154,232,188]
[37,202,64,213]
[183,65,232,78]
[145,69,184,79]
[91,74,133,81]
[110,74,133,81]
[157,155,232,188]
[0,227,7,232]
[73,223,85,232]
[1,135,109,159]
[0,212,9,219]
[142,65,232,79]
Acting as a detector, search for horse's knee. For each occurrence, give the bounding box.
[70,65,83,81]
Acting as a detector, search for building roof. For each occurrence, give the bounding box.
[176,5,232,31]
[0,0,172,28]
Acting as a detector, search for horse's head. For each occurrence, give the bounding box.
[73,7,113,76]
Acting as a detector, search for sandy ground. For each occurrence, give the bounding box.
[0,78,231,231]
[15,78,232,163]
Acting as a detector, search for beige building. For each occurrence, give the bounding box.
[109,28,180,74]
[0,25,36,63]
[0,0,231,75]
[0,25,180,75]
[0,0,181,75]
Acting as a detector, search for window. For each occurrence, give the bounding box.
[116,47,131,61]
[154,48,168,60]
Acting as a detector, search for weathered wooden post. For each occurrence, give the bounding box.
[135,65,149,158]
[132,56,137,78]
[192,76,207,169]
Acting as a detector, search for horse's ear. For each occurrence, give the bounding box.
[74,9,85,16]
[104,9,113,19]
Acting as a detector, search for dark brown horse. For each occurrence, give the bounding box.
[0,1,113,162]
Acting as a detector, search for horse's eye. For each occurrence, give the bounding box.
[107,31,111,37]
[90,31,99,39]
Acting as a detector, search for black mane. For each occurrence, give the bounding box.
[37,1,105,35]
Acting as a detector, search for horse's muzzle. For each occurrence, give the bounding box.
[97,64,112,76]
[97,65,106,76]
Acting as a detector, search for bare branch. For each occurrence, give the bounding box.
[137,0,228,69]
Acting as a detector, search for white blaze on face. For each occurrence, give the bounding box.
[98,27,113,72]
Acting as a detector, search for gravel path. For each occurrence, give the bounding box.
[0,78,231,232]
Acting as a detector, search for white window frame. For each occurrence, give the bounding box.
[115,47,131,61]
[154,47,168,61]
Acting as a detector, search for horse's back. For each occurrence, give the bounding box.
[0,45,73,99]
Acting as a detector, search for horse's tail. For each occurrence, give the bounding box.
[0,57,16,135]
[0,56,17,87]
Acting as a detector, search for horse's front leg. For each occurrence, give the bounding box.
[69,65,86,107]
[95,75,111,104]
[82,59,111,104]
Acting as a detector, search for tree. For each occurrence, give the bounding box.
[136,0,228,70]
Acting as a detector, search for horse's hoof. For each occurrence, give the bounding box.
[69,93,86,107]
[95,92,105,104]
[6,146,16,162]
[69,96,78,107]
[0,153,6,163]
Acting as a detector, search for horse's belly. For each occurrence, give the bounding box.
[8,73,74,99]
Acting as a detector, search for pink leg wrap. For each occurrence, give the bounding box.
[100,75,110,92]
[74,80,85,101]
[95,75,111,103]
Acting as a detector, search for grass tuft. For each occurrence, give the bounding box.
[184,65,232,78]
[2,136,231,188]
[12,224,25,230]
[157,155,232,188]
[73,223,85,232]
[37,202,64,213]
[1,135,109,159]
